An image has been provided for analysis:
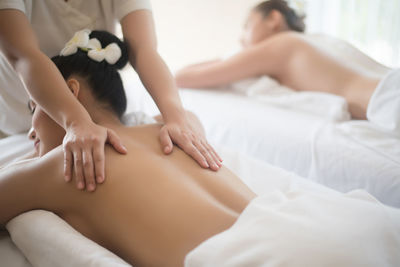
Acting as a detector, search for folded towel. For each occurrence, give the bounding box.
[7,211,131,267]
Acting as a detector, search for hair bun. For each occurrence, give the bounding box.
[89,30,129,70]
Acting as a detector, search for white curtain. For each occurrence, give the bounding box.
[294,0,400,68]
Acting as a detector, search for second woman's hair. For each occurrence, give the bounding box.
[52,30,129,119]
[254,0,306,32]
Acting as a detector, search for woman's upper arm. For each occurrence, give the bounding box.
[0,9,39,66]
[0,147,63,226]
[176,35,294,88]
[175,43,277,88]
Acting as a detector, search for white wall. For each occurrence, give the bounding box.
[149,0,399,70]
[151,0,260,71]
[304,0,400,68]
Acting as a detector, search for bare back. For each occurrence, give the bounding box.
[3,124,256,266]
[272,33,381,119]
[176,32,383,119]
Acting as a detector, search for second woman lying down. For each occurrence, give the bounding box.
[1,30,399,267]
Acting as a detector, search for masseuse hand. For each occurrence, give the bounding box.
[159,118,222,171]
[63,121,127,191]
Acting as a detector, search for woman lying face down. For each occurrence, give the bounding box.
[175,0,384,120]
[0,30,256,266]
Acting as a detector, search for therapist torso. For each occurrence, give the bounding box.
[0,0,150,135]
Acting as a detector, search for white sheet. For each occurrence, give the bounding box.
[185,189,400,267]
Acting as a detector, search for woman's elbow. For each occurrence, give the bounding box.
[174,69,202,88]
[174,70,190,88]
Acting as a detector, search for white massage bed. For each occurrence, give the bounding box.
[1,134,399,267]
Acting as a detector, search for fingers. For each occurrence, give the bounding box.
[207,142,223,163]
[182,142,209,169]
[107,129,127,154]
[194,140,216,170]
[193,139,220,171]
[63,124,128,192]
[82,149,96,192]
[65,137,104,192]
[93,140,105,184]
[73,149,85,190]
[160,126,173,154]
[162,123,223,171]
[63,147,73,182]
[202,140,223,168]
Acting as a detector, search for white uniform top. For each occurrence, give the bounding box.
[0,0,152,135]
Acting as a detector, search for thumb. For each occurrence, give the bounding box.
[107,129,127,154]
[160,126,173,154]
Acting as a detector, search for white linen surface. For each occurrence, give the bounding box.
[123,74,400,207]
[185,189,400,267]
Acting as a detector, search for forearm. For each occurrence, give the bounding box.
[15,51,92,129]
[132,49,186,123]
[179,59,222,71]
[175,60,223,88]
[176,43,279,89]
[0,9,91,130]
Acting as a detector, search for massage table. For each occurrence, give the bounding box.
[1,131,399,266]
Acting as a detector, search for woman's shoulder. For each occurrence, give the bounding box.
[0,146,64,188]
[265,31,307,48]
[252,32,308,65]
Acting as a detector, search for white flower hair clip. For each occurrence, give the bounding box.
[60,29,122,65]
[60,29,91,56]
[87,38,122,65]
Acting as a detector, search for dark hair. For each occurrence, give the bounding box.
[51,30,129,119]
[254,0,305,32]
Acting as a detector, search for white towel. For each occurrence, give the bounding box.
[367,68,400,136]
[229,76,351,122]
[185,189,400,267]
[7,211,131,267]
